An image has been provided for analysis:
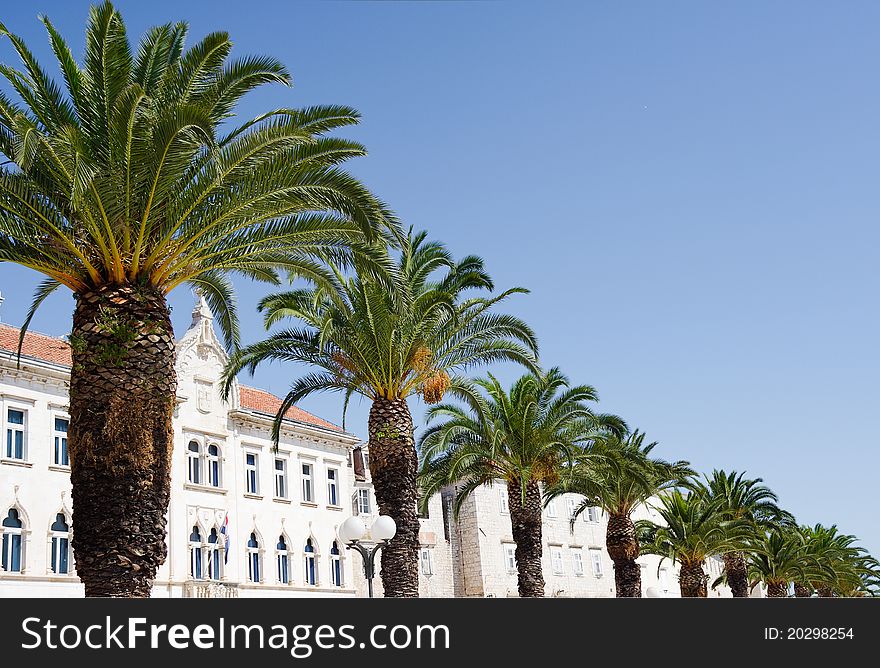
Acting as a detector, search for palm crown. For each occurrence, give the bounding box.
[748,528,826,592]
[418,368,625,513]
[222,228,538,440]
[0,2,396,347]
[638,490,753,567]
[698,470,793,528]
[549,430,693,520]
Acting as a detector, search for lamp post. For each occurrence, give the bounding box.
[338,515,396,598]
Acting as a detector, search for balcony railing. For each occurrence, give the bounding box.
[183,580,239,598]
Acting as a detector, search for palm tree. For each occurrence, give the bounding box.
[798,524,870,597]
[697,470,792,598]
[222,230,537,596]
[418,369,624,597]
[547,430,692,597]
[638,490,752,597]
[0,3,395,596]
[747,528,821,598]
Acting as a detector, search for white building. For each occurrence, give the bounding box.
[0,294,734,598]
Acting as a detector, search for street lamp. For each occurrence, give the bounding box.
[338,515,396,598]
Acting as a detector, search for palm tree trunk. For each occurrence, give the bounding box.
[722,551,749,598]
[68,285,176,597]
[679,561,708,597]
[817,586,834,598]
[793,583,812,598]
[367,397,419,597]
[766,581,788,598]
[606,512,641,597]
[508,479,544,597]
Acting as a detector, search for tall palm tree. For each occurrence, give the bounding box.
[747,528,821,598]
[418,369,624,597]
[637,490,752,597]
[222,230,538,596]
[0,3,395,596]
[547,430,692,597]
[697,470,791,598]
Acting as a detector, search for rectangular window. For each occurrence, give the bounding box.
[301,462,314,502]
[357,488,371,515]
[420,547,434,576]
[5,408,25,460]
[53,417,69,467]
[245,453,259,495]
[503,544,517,574]
[499,487,509,514]
[572,549,584,576]
[327,468,338,506]
[274,458,287,499]
[551,547,564,574]
[546,499,557,518]
[587,506,600,523]
[590,549,604,577]
[568,498,578,520]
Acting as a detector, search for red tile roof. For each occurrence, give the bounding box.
[0,323,342,432]
[238,385,343,432]
[0,323,72,366]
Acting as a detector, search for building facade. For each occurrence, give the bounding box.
[352,474,732,598]
[0,296,362,598]
[0,295,735,598]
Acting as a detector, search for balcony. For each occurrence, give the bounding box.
[183,580,239,598]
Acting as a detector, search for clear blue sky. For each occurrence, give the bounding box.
[1,1,877,557]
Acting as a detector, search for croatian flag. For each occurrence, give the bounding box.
[220,512,230,564]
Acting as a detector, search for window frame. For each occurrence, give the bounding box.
[589,548,604,577]
[274,457,288,500]
[419,547,434,576]
[206,443,222,488]
[52,415,69,468]
[503,543,517,574]
[276,535,291,585]
[247,532,262,583]
[49,513,71,575]
[303,538,317,586]
[330,541,343,587]
[356,488,371,515]
[301,462,314,503]
[244,451,260,496]
[189,526,204,580]
[326,467,339,506]
[550,546,564,575]
[4,406,28,462]
[571,549,584,577]
[1,508,25,573]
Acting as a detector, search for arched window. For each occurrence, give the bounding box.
[247,533,261,583]
[207,528,222,580]
[303,538,317,586]
[206,444,221,488]
[330,541,343,587]
[189,526,203,580]
[1,509,23,572]
[50,513,70,575]
[276,536,290,585]
[187,441,202,485]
